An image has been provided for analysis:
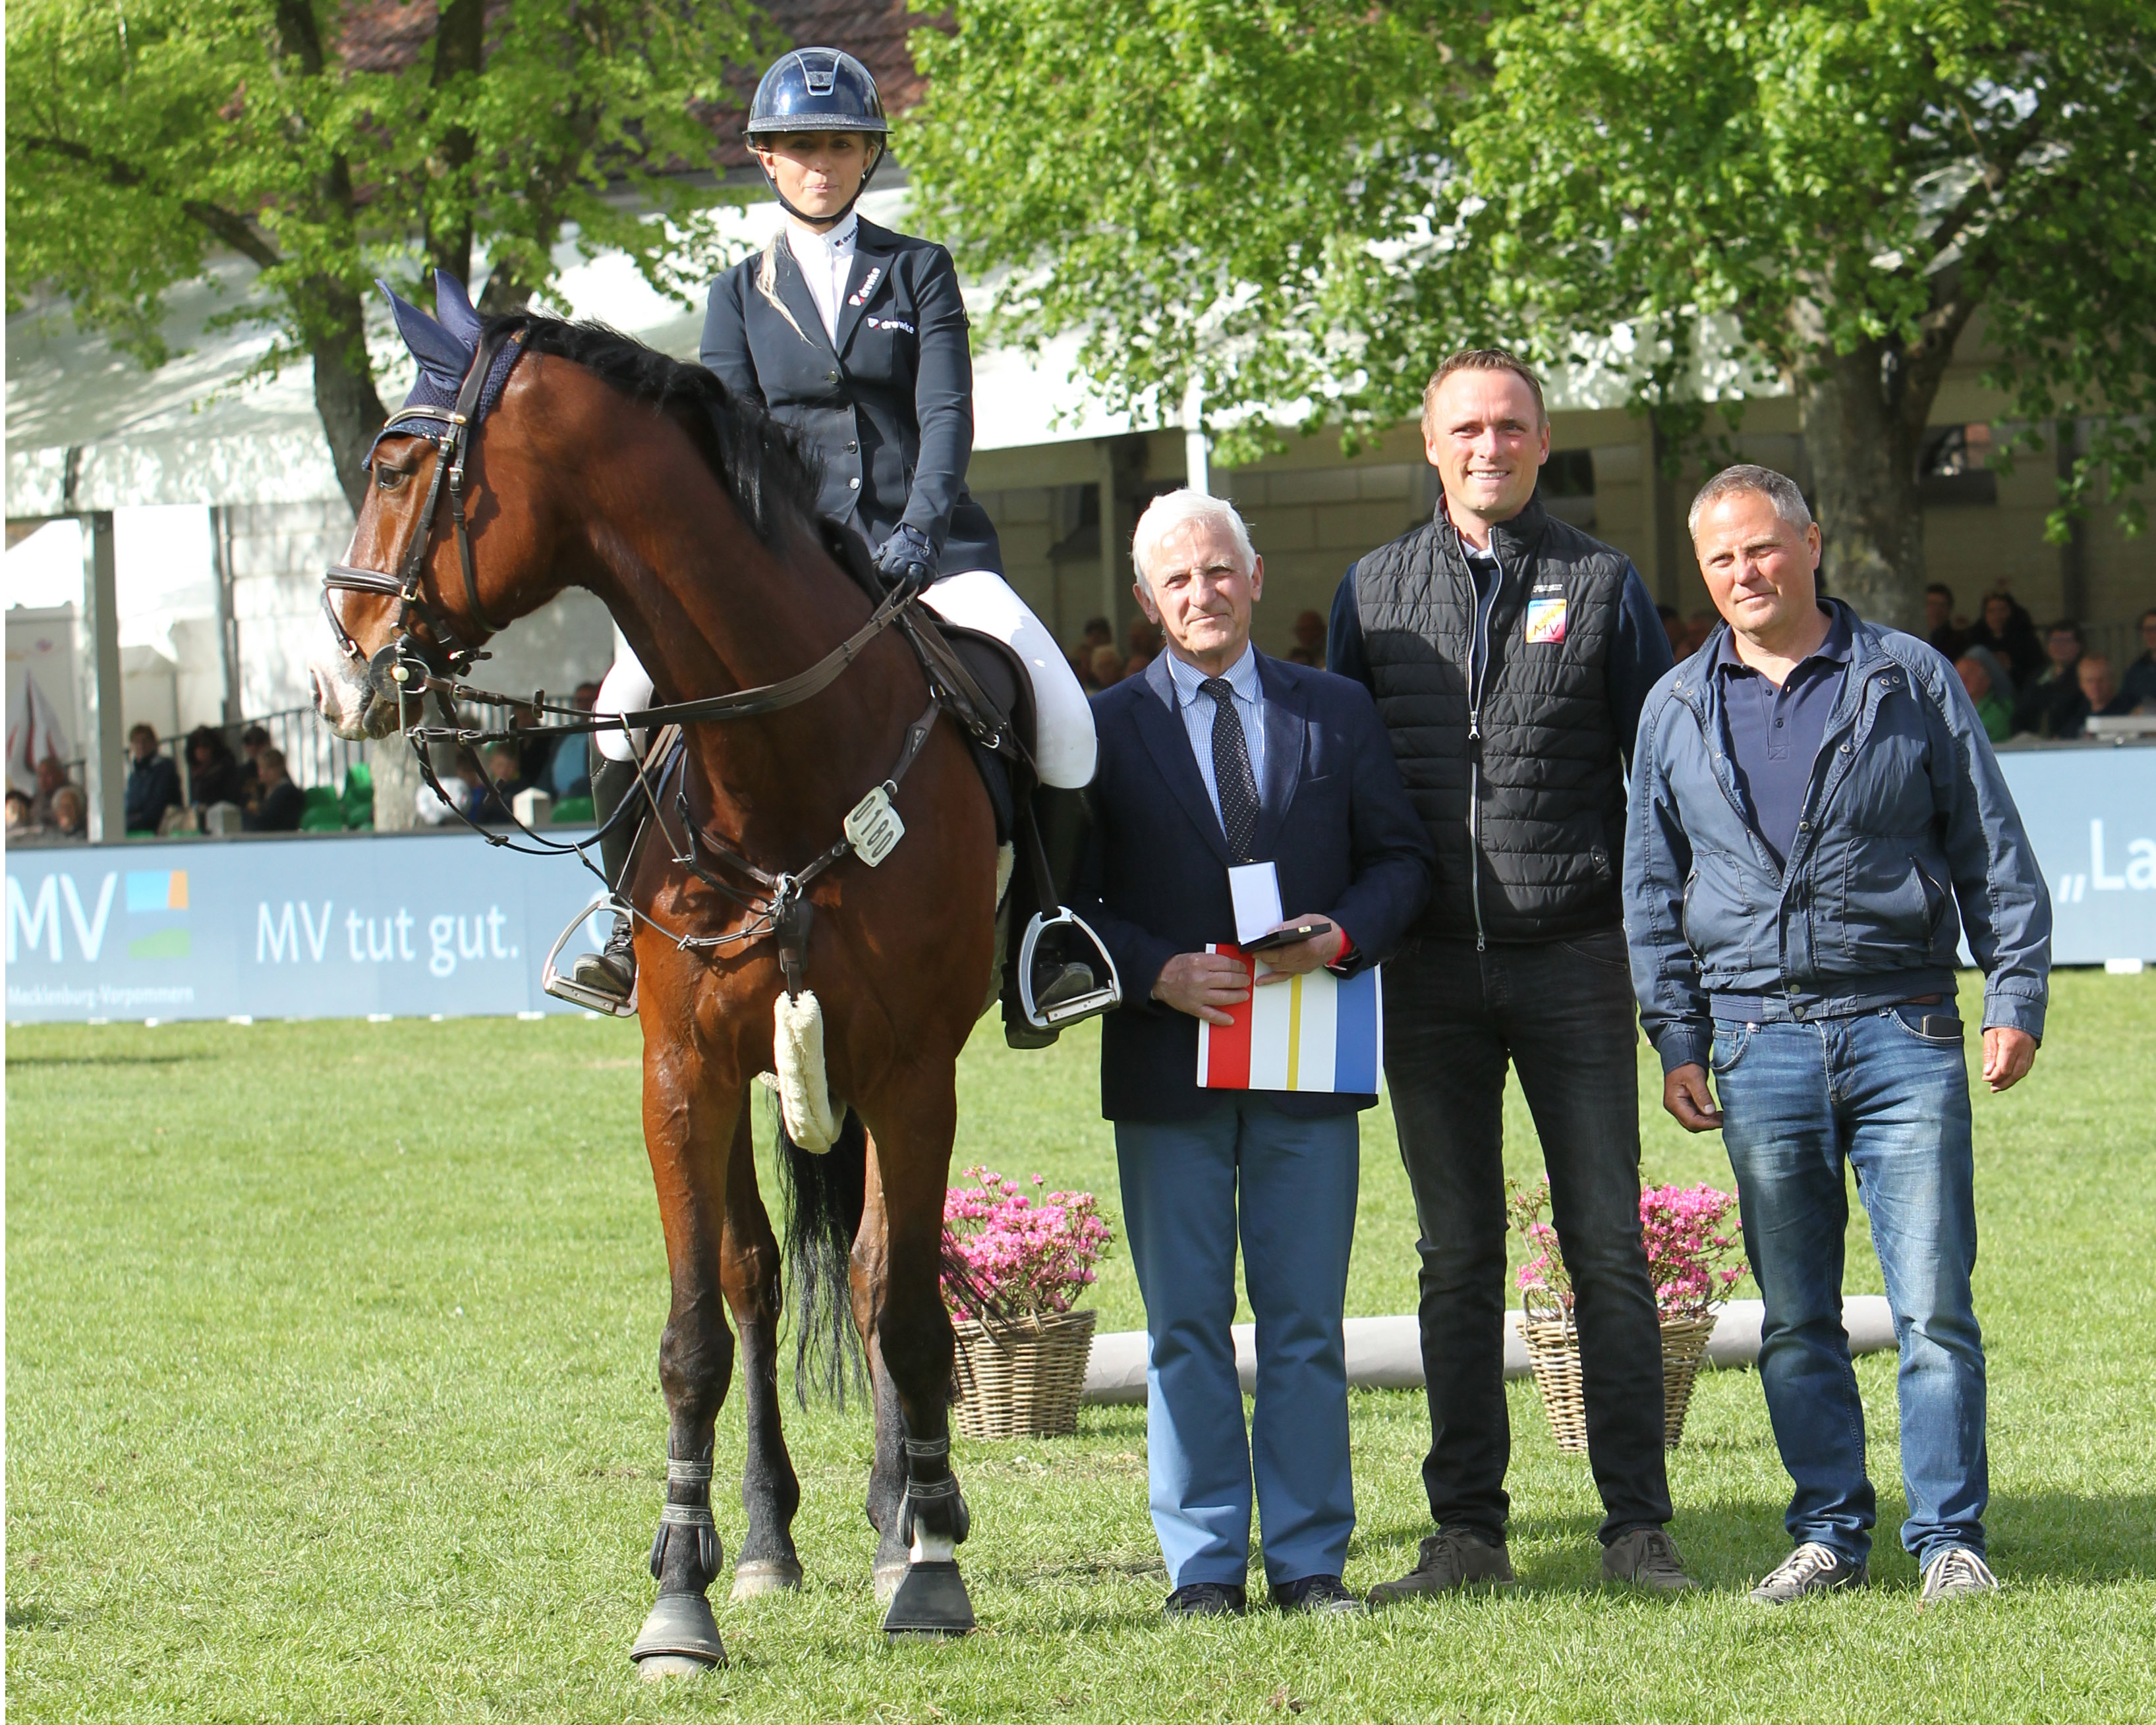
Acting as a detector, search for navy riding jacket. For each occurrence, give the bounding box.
[699,219,1002,577]
[1624,602,2052,1074]
[1076,652,1434,1123]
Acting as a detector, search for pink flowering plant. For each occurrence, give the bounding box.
[1507,1177,1748,1318]
[941,1166,1114,1321]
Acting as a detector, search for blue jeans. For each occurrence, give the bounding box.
[1712,1003,1984,1568]
[1115,1098,1360,1590]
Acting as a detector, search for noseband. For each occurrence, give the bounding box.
[322,324,522,707]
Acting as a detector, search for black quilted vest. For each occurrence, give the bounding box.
[1353,493,1630,944]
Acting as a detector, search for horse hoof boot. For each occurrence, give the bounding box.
[731,1556,805,1600]
[881,1560,975,1636]
[631,1591,726,1672]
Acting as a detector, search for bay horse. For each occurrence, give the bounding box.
[309,292,1002,1671]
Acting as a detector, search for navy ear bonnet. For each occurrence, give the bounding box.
[370,272,523,463]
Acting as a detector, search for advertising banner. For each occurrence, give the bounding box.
[5,743,2151,1025]
[6,830,612,1023]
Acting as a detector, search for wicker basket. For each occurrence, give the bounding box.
[1521,1301,1720,1454]
[950,1309,1098,1440]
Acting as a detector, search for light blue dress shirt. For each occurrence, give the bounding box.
[1163,645,1266,832]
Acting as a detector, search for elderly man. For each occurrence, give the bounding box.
[1075,490,1431,1619]
[1329,348,1686,1598]
[1628,465,2050,1608]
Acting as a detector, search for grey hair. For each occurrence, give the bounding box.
[1131,490,1257,587]
[1686,463,1814,540]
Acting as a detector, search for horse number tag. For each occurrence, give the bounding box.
[844,785,905,867]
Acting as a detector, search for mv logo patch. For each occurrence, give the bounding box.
[1524,587,1568,646]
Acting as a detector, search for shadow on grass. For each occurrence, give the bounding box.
[5,1053,206,1068]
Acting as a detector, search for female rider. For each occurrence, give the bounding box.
[575,47,1099,1011]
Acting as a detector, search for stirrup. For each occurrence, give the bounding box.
[1016,907,1121,1031]
[542,896,639,1017]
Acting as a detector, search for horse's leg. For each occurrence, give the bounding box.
[722,1107,805,1598]
[631,1044,740,1676]
[849,1146,911,1600]
[860,1071,976,1635]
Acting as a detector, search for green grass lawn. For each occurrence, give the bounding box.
[7,970,2154,1722]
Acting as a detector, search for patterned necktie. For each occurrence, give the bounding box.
[1201,676,1260,861]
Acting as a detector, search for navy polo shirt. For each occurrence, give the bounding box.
[1713,605,1852,869]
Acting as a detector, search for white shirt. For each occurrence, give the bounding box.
[785,212,858,344]
[1163,645,1267,832]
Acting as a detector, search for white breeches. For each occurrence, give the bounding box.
[595,569,1097,788]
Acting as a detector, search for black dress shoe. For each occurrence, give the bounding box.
[1271,1573,1363,1615]
[570,915,637,1001]
[1163,1581,1247,1618]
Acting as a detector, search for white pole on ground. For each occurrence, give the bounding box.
[79,511,127,842]
[1183,380,1210,497]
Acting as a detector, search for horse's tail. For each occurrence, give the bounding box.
[770,1098,869,1407]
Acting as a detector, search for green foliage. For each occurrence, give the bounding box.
[5,0,773,500]
[906,1,2156,530]
[7,975,2156,1720]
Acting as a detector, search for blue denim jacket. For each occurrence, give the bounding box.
[1624,602,2051,1073]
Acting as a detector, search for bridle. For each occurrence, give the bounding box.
[321,322,523,710]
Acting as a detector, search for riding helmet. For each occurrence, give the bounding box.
[745,48,888,141]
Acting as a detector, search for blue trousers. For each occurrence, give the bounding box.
[1115,1097,1360,1590]
[1713,1003,1985,1568]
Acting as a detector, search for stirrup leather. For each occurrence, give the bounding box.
[542,897,639,1017]
[1015,907,1121,1031]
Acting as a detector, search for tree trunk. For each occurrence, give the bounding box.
[1794,339,1928,633]
[425,0,487,289]
[308,279,391,516]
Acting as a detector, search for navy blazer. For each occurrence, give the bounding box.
[1077,652,1434,1122]
[700,219,1002,577]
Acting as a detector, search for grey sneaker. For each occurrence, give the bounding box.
[1749,1541,1868,1604]
[1366,1529,1515,1606]
[1602,1527,1697,1591]
[1919,1546,1999,1607]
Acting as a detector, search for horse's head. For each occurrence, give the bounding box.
[311,273,541,739]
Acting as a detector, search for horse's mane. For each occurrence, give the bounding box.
[502,314,828,555]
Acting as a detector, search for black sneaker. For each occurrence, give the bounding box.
[571,914,637,1002]
[1749,1541,1868,1604]
[1271,1573,1363,1616]
[1164,1581,1247,1619]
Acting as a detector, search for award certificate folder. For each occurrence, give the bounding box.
[1195,946,1383,1094]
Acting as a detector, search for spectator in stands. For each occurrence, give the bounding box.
[474,742,530,826]
[123,723,183,834]
[1657,603,1684,657]
[242,748,306,832]
[2075,656,2130,731]
[6,789,32,834]
[1288,608,1328,667]
[29,755,72,827]
[48,784,88,839]
[1126,613,1164,672]
[186,726,243,808]
[510,701,558,787]
[1081,616,1114,656]
[1678,613,1716,657]
[1924,584,1968,662]
[1089,644,1126,689]
[544,682,600,802]
[233,723,272,801]
[2012,620,2085,738]
[1968,591,2043,688]
[2120,609,2156,714]
[1955,651,2014,743]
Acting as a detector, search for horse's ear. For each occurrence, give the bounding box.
[376,277,474,388]
[432,271,482,349]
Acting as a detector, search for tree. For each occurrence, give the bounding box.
[905,0,2156,626]
[7,0,774,513]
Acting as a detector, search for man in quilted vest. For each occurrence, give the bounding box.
[1328,349,1686,1597]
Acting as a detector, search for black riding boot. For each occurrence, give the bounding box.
[1004,786,1114,1048]
[571,754,641,1002]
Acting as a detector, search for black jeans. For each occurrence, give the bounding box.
[1383,928,1672,1545]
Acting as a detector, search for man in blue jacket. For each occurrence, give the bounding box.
[1077,490,1432,1620]
[1626,464,2051,1610]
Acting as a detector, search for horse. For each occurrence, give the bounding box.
[309,291,1002,1671]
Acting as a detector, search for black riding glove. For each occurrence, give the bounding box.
[874,524,937,596]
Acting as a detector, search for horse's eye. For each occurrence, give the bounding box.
[376,466,407,492]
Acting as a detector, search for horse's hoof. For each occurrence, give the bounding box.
[882,1560,975,1636]
[731,1556,804,1600]
[631,1591,726,1671]
[873,1560,909,1605]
